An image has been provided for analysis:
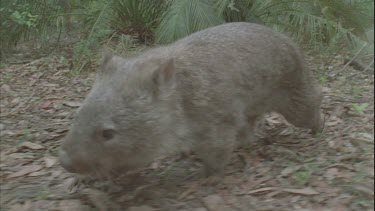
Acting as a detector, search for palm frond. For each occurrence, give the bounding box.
[298,0,373,40]
[213,0,257,22]
[111,0,167,43]
[244,0,373,51]
[287,4,371,49]
[156,0,224,44]
[214,0,233,15]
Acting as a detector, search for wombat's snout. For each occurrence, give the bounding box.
[59,148,77,173]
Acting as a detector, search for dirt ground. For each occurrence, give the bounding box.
[0,50,374,211]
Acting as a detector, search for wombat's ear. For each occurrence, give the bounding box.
[131,57,175,97]
[151,58,175,87]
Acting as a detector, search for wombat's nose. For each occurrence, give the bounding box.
[59,149,77,173]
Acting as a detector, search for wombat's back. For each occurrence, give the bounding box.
[147,22,303,79]
[142,22,314,116]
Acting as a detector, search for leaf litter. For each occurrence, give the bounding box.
[0,53,374,210]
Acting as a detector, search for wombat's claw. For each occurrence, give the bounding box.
[68,176,96,192]
[67,177,81,193]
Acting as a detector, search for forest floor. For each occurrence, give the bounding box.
[0,48,374,211]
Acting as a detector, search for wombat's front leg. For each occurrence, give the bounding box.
[194,125,236,177]
[236,115,263,147]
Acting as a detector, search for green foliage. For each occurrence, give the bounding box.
[1,1,39,57]
[10,10,38,28]
[16,129,33,142]
[1,0,373,72]
[319,74,329,85]
[292,163,319,186]
[277,0,373,50]
[73,0,167,73]
[112,0,167,43]
[352,85,365,97]
[213,0,273,23]
[106,34,147,57]
[156,0,225,44]
[293,169,312,186]
[36,190,50,200]
[0,0,65,60]
[314,132,322,138]
[352,103,369,113]
[72,0,112,74]
[155,0,374,52]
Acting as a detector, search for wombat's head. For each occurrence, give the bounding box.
[59,51,177,176]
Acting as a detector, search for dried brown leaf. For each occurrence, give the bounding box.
[40,101,53,109]
[9,200,33,211]
[19,141,44,150]
[44,156,58,168]
[239,176,271,193]
[352,185,374,196]
[325,168,339,180]
[0,147,18,160]
[10,97,20,105]
[193,208,208,211]
[43,83,58,87]
[326,116,343,127]
[281,165,302,177]
[58,200,88,211]
[247,187,275,195]
[28,170,48,177]
[1,84,12,93]
[203,194,226,211]
[62,101,82,108]
[178,182,199,200]
[282,187,319,195]
[6,165,43,179]
[57,111,71,117]
[127,205,154,211]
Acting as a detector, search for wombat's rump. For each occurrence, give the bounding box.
[59,22,323,176]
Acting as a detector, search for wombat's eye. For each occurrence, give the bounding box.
[102,129,115,140]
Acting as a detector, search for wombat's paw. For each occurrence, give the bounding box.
[310,115,325,137]
[198,144,234,177]
[201,163,225,178]
[74,176,97,187]
[237,133,259,148]
[311,113,325,135]
[66,176,96,193]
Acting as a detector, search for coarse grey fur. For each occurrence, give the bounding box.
[59,22,323,176]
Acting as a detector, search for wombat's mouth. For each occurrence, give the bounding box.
[59,148,129,177]
[59,149,95,175]
[59,149,79,173]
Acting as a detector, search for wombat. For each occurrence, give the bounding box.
[59,22,323,177]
